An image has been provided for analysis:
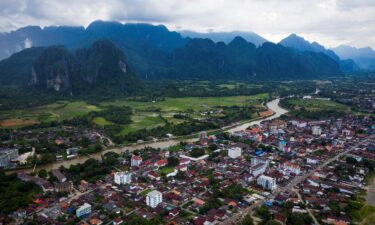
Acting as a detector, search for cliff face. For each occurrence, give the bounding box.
[30,40,141,94]
[31,46,73,91]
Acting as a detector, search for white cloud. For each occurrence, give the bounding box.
[0,0,374,48]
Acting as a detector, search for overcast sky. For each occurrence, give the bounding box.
[1,0,375,48]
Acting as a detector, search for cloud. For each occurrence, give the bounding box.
[0,0,374,48]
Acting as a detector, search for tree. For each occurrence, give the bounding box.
[167,156,179,167]
[38,169,48,179]
[239,214,254,225]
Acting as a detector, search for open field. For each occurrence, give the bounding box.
[0,94,268,134]
[286,98,350,111]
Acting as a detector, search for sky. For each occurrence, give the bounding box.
[1,0,375,48]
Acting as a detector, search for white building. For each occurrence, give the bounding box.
[257,175,277,191]
[114,171,132,185]
[251,163,267,177]
[312,126,322,136]
[228,147,242,158]
[76,203,91,217]
[131,155,142,167]
[146,190,163,208]
[283,162,301,175]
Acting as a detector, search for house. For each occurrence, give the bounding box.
[148,171,161,181]
[113,218,123,225]
[306,156,319,164]
[155,159,168,167]
[283,162,301,175]
[76,203,91,217]
[312,126,322,135]
[131,155,142,167]
[146,190,163,208]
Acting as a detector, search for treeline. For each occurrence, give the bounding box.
[0,171,41,215]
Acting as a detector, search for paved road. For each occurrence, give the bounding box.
[219,136,373,225]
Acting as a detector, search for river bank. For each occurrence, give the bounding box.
[6,98,288,174]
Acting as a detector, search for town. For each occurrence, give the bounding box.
[1,113,374,225]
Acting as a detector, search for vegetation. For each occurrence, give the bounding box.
[0,171,41,214]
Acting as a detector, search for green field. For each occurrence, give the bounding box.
[286,99,350,111]
[0,94,268,133]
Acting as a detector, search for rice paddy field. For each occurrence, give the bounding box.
[0,94,268,133]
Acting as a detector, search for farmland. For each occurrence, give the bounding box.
[0,94,269,134]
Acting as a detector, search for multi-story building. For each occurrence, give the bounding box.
[312,126,322,135]
[114,171,132,185]
[228,147,242,158]
[146,190,163,208]
[0,149,18,168]
[76,203,91,217]
[131,155,142,167]
[54,181,73,193]
[257,175,277,191]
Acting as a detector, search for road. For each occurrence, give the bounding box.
[8,98,288,175]
[219,135,373,225]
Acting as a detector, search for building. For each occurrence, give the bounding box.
[278,140,287,151]
[312,126,322,136]
[283,162,301,175]
[146,190,163,208]
[228,147,242,158]
[199,131,208,141]
[131,155,142,167]
[251,163,268,177]
[51,169,67,183]
[76,203,91,217]
[0,149,18,168]
[54,181,73,193]
[114,171,132,185]
[257,175,277,191]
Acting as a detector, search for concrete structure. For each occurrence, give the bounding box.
[257,175,277,191]
[52,169,67,183]
[312,126,322,136]
[283,162,301,175]
[54,181,73,193]
[114,171,132,185]
[131,155,142,167]
[0,149,18,168]
[146,190,163,208]
[251,163,268,177]
[76,203,91,217]
[199,131,208,141]
[228,147,242,158]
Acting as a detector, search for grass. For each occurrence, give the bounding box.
[92,117,112,127]
[287,99,349,111]
[159,166,175,175]
[0,94,268,134]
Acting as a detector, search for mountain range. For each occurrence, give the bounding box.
[279,34,359,73]
[332,45,375,70]
[0,20,372,94]
[179,30,267,46]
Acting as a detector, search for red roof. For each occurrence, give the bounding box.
[132,155,142,160]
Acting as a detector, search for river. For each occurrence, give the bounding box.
[10,98,288,174]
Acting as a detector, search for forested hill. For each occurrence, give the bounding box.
[0,21,345,89]
[0,40,141,96]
